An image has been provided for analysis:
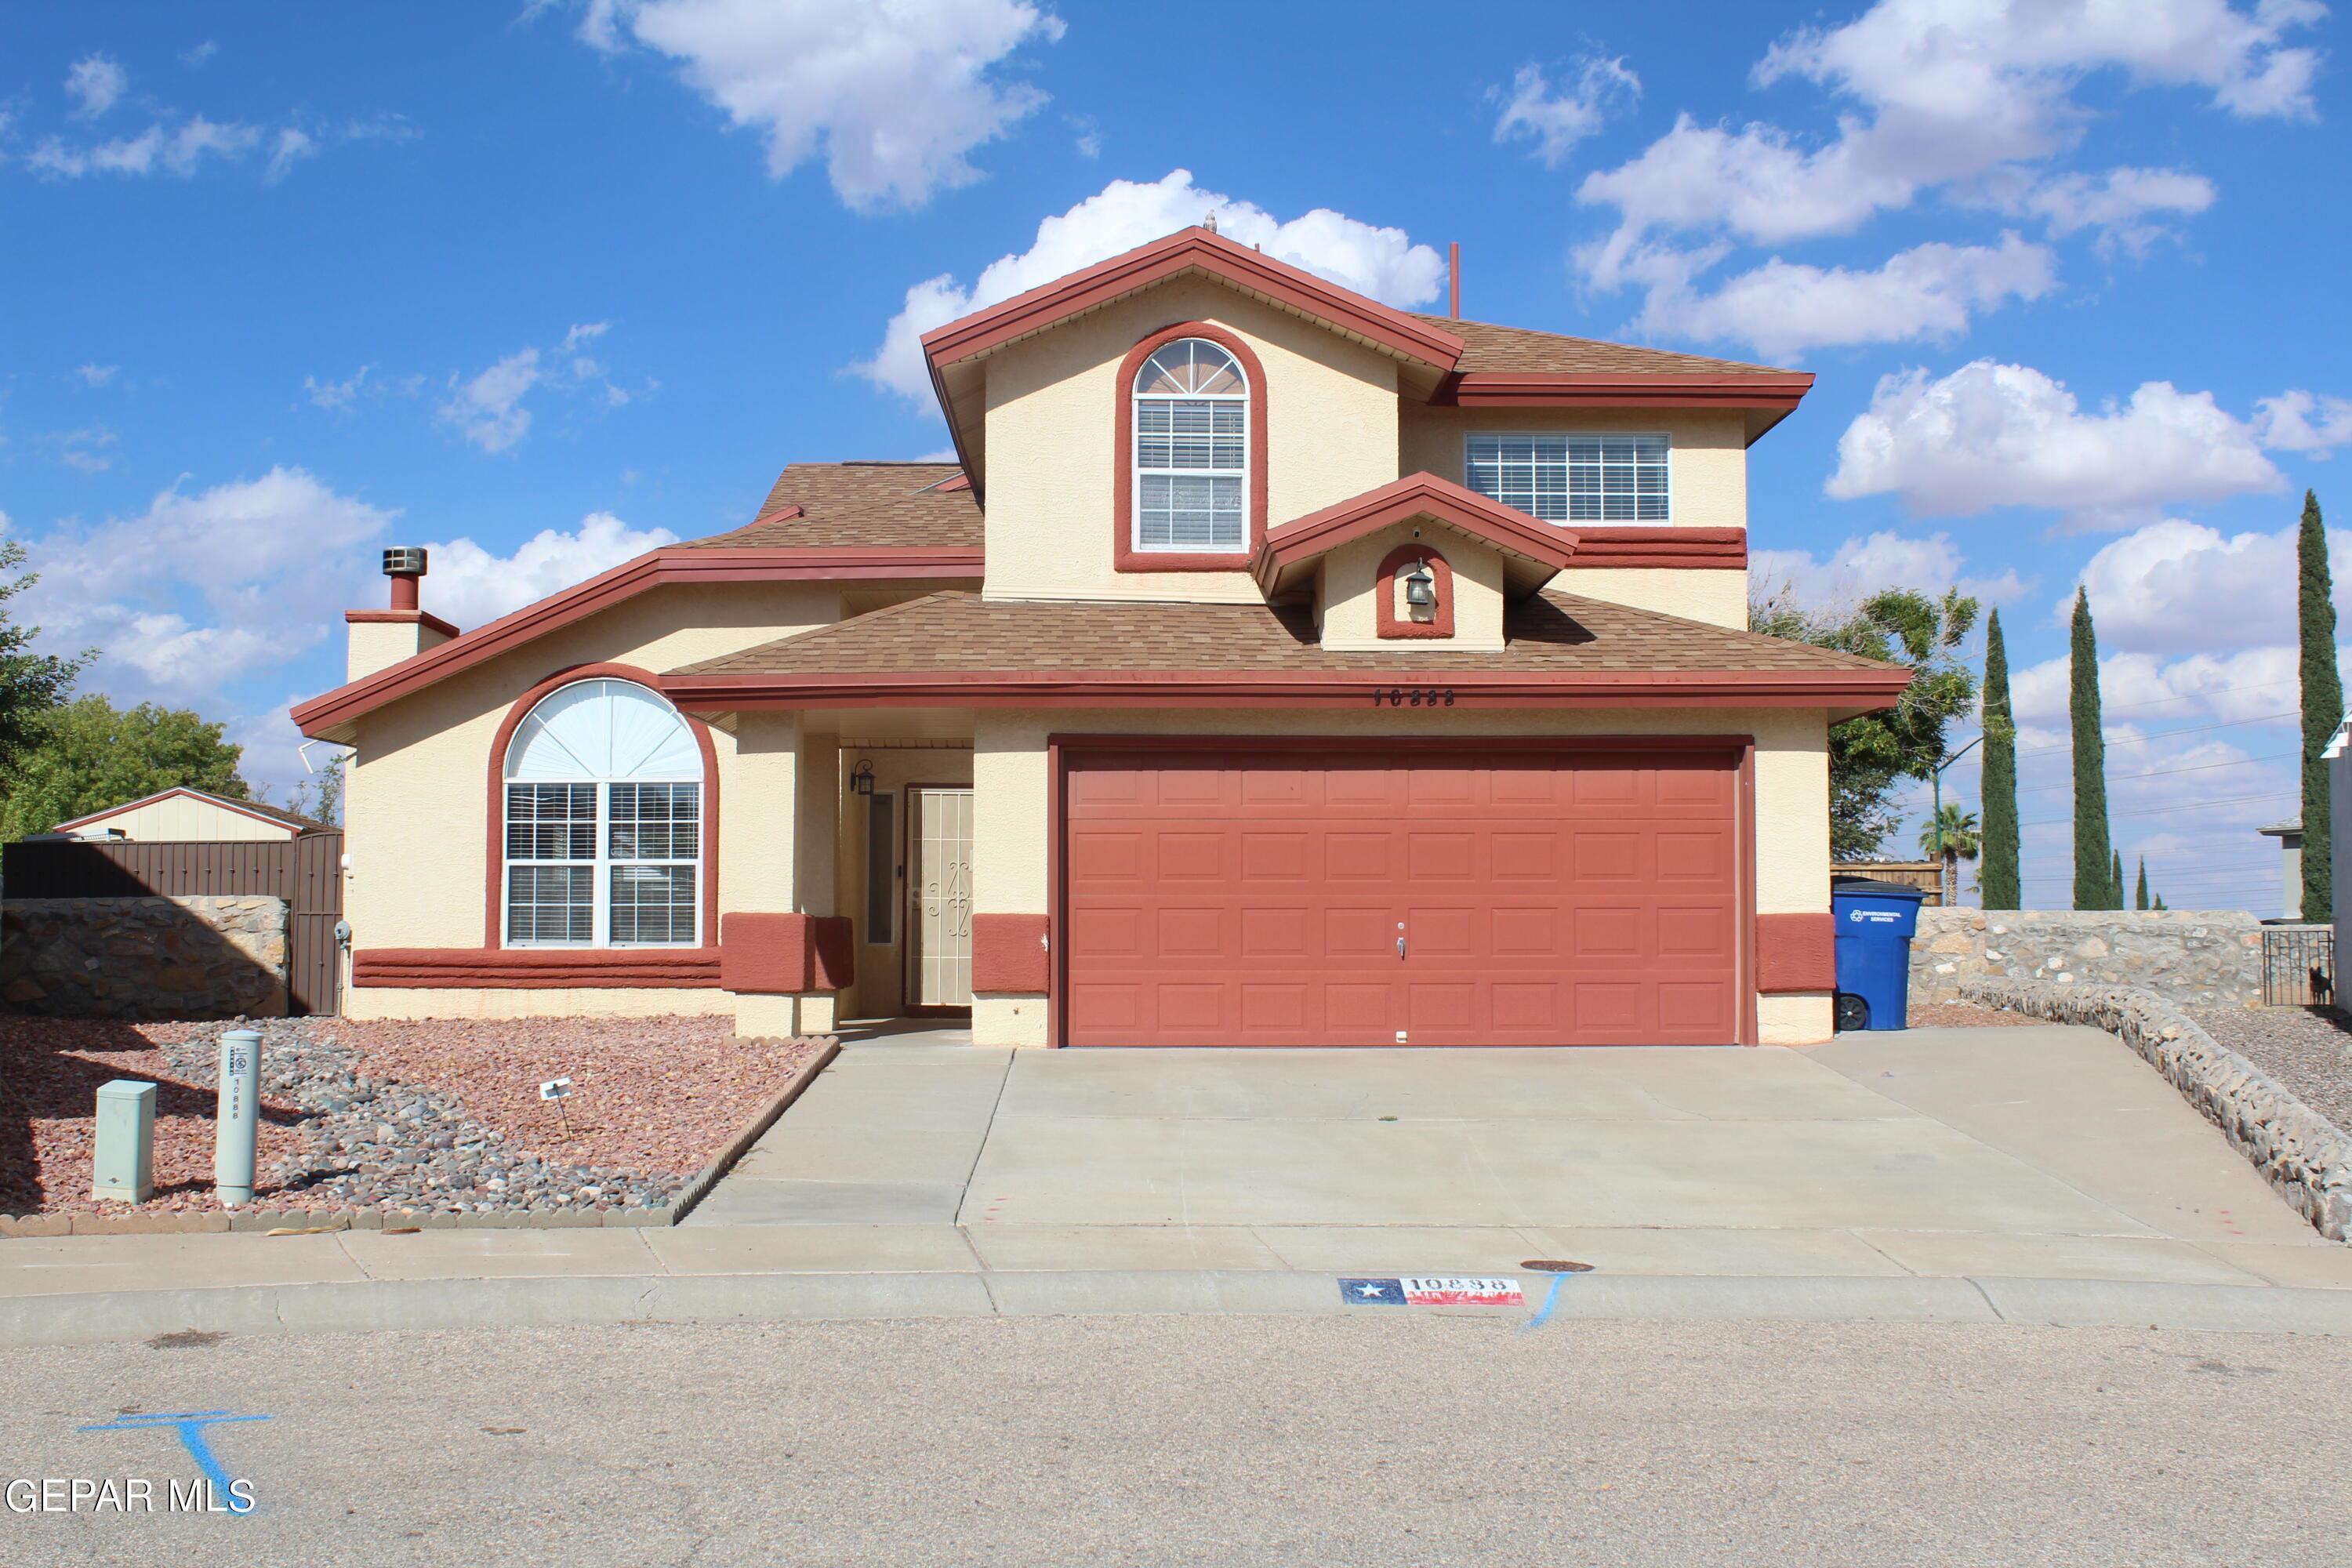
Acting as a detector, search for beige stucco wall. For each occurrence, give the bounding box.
[346,986,736,1021]
[1398,406,1748,529]
[980,276,1402,604]
[969,705,1835,1047]
[341,580,838,955]
[71,795,301,842]
[349,620,455,682]
[1551,567,1748,630]
[1316,523,1505,652]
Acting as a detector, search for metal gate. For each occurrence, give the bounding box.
[2261,925,2336,1008]
[2,833,344,1014]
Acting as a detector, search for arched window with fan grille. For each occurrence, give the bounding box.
[1131,337,1249,553]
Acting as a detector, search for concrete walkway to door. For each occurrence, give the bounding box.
[682,1025,2352,1290]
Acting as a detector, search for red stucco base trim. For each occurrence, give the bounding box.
[354,949,721,988]
[1755,912,1836,993]
[971,913,1051,993]
[720,913,855,993]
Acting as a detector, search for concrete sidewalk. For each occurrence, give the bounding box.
[5,1025,2350,1344]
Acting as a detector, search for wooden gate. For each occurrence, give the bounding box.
[2,833,345,1014]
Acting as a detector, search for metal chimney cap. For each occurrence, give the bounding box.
[382,546,428,576]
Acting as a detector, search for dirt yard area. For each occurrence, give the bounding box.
[2187,1006,2352,1134]
[1904,1002,2049,1029]
[0,1015,820,1218]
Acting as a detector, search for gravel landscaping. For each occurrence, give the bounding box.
[2186,1006,2352,1135]
[0,1015,820,1218]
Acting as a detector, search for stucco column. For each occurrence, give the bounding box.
[1755,712,1835,1046]
[971,712,1051,1047]
[725,710,803,1037]
[795,733,840,1033]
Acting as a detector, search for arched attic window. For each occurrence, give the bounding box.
[503,679,702,947]
[1133,337,1248,552]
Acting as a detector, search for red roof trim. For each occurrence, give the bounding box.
[1432,372,1814,407]
[1253,471,1581,596]
[1563,526,1748,571]
[659,667,1912,712]
[920,227,1468,373]
[346,608,460,638]
[292,545,985,737]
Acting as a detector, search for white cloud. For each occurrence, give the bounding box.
[2254,390,2352,457]
[420,512,681,629]
[2067,517,2352,654]
[435,324,629,452]
[13,467,394,699]
[1626,233,2055,361]
[2005,165,2216,252]
[27,115,264,178]
[1751,530,2027,610]
[49,426,120,474]
[266,126,317,182]
[65,54,127,119]
[305,365,374,409]
[855,169,1445,400]
[1826,360,2283,527]
[440,350,543,454]
[2009,644,2307,730]
[74,364,118,387]
[579,0,1064,212]
[1493,56,1639,169]
[1571,1,2320,348]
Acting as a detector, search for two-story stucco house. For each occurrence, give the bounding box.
[292,227,1907,1047]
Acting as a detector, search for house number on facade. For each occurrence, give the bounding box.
[1372,688,1455,707]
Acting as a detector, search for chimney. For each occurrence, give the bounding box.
[345,545,456,681]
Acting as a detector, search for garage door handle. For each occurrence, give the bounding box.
[1396,935,1406,959]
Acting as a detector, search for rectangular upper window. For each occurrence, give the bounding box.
[1465,434,1670,524]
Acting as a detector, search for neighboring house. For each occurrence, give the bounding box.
[2258,816,2304,923]
[292,227,1907,1046]
[45,787,330,843]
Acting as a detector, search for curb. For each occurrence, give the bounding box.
[0,1037,842,1239]
[3,1271,2350,1348]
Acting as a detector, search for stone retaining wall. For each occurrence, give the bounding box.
[0,896,289,1020]
[1911,909,2263,1008]
[1958,977,2352,1240]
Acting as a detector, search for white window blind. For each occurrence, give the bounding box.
[503,680,700,947]
[1134,338,1247,550]
[1465,434,1670,523]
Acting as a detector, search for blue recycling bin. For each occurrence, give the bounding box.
[1831,877,1929,1031]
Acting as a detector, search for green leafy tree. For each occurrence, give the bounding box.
[0,540,88,771]
[1978,609,2020,909]
[2070,588,2117,909]
[1753,586,1981,858]
[2299,490,2339,924]
[0,695,249,840]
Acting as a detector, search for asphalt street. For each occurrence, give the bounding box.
[2,1313,2347,1566]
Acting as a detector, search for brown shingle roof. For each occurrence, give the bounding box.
[683,462,982,550]
[1406,314,1785,376]
[667,590,1896,677]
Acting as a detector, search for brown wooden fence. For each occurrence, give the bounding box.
[1831,860,1947,906]
[2,834,344,1015]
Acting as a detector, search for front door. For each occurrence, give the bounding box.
[907,786,975,1010]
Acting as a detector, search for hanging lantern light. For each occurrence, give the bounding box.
[851,760,876,796]
[1403,560,1437,621]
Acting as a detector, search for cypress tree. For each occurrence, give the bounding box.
[2299,490,2339,924]
[2071,587,2115,909]
[2111,849,2124,909]
[2135,857,2149,911]
[1979,609,2020,909]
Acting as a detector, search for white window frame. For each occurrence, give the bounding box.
[1132,338,1250,553]
[501,681,702,949]
[1463,431,1673,524]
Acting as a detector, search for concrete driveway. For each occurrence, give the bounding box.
[685,1025,2351,1290]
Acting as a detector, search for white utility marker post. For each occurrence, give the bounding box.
[92,1080,156,1203]
[215,1029,262,1207]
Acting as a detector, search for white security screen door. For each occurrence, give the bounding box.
[909,787,974,1007]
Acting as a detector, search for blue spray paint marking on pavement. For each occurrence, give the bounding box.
[1519,1271,1570,1332]
[78,1411,272,1513]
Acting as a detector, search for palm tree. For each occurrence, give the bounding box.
[1918,804,1982,906]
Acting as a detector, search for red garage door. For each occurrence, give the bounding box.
[1062,747,1744,1047]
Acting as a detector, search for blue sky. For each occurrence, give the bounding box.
[2,0,2345,913]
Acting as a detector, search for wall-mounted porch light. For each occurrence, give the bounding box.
[851,759,876,796]
[1403,561,1438,622]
